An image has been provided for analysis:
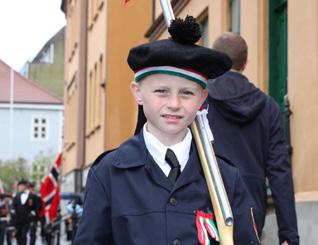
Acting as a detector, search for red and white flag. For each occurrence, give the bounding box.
[39,153,62,222]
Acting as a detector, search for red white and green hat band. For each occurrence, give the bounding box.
[134,66,208,89]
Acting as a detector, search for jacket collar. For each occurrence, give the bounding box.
[111,131,148,169]
[111,130,204,191]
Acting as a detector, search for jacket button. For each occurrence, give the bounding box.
[172,239,182,245]
[169,197,177,206]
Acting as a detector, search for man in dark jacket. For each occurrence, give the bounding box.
[207,32,299,245]
[28,182,42,245]
[12,180,42,245]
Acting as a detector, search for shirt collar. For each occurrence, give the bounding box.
[20,190,29,205]
[143,123,192,172]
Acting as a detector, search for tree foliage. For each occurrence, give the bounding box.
[31,151,55,190]
[0,157,30,193]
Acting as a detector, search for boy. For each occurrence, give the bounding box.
[74,16,259,244]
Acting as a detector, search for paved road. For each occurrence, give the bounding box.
[7,230,71,245]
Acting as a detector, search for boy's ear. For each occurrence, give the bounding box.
[130,82,143,105]
[201,89,208,103]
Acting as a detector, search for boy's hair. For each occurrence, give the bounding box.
[212,32,248,71]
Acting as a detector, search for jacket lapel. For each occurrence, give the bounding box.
[173,145,203,192]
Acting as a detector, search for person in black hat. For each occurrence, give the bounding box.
[11,180,41,245]
[74,16,259,245]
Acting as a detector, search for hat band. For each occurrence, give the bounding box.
[134,66,207,88]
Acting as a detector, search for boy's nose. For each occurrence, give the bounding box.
[167,95,181,109]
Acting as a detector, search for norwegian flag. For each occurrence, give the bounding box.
[39,153,62,222]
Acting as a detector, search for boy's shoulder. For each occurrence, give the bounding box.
[91,148,118,169]
[91,133,147,171]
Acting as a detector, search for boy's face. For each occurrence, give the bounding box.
[131,74,208,145]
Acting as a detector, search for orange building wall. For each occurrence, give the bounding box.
[85,1,107,165]
[62,0,82,175]
[289,0,318,200]
[240,0,268,92]
[104,0,152,150]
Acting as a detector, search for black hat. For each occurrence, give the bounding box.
[17,179,28,186]
[28,181,36,188]
[127,16,232,88]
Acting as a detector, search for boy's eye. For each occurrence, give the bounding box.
[154,89,168,94]
[181,90,195,96]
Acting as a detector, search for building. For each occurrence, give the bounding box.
[0,59,64,167]
[20,27,65,97]
[60,0,152,193]
[61,0,317,242]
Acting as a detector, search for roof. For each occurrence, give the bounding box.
[0,59,63,104]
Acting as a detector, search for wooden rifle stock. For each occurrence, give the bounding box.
[191,117,234,245]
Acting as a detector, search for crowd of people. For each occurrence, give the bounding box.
[0,180,83,245]
[0,180,42,245]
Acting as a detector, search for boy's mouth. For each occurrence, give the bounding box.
[162,114,183,120]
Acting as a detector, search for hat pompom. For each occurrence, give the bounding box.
[168,15,201,45]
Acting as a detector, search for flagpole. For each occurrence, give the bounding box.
[159,0,174,26]
[9,68,15,159]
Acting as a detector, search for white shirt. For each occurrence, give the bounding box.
[143,124,192,177]
[20,190,29,205]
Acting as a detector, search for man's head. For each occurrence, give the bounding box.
[127,16,231,143]
[212,32,248,72]
[28,181,36,193]
[17,179,28,193]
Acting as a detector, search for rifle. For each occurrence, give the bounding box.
[159,1,234,244]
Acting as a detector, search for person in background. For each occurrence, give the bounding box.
[0,193,9,245]
[0,193,14,245]
[206,32,299,245]
[11,180,41,245]
[27,182,42,245]
[65,197,82,241]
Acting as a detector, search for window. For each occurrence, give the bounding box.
[196,9,209,47]
[32,116,48,141]
[200,17,209,47]
[38,43,54,64]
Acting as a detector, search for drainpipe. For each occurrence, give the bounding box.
[76,0,88,193]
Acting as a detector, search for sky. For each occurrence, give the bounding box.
[0,0,66,71]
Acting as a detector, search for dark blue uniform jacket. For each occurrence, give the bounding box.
[207,71,299,244]
[74,131,259,245]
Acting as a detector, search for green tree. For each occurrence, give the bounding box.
[0,157,30,193]
[31,151,55,190]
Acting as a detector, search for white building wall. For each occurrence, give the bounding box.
[0,103,63,164]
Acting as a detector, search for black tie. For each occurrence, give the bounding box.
[165,148,181,183]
